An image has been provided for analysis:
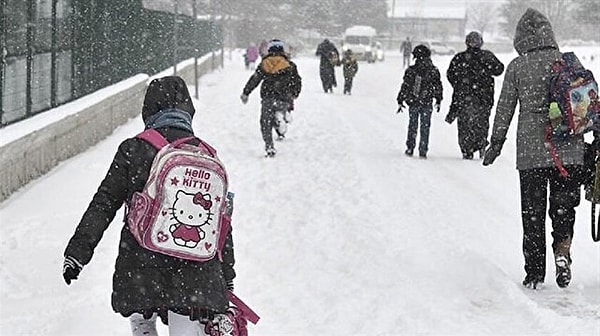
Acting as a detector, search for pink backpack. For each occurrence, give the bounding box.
[127,129,231,262]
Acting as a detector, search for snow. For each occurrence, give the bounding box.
[388,0,467,19]
[1,48,599,336]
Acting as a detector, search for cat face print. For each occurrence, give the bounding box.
[170,190,214,227]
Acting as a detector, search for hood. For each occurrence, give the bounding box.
[261,55,291,74]
[412,44,431,59]
[513,8,558,55]
[142,76,195,123]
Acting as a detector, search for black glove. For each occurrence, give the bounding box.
[482,137,506,166]
[63,255,83,285]
[434,101,441,113]
[397,102,405,113]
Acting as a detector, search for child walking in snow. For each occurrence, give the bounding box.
[62,76,237,336]
[341,49,358,95]
[396,45,443,158]
[240,39,302,157]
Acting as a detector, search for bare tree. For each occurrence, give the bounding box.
[499,0,576,40]
[467,2,499,36]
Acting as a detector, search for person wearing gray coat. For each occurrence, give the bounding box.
[482,8,584,290]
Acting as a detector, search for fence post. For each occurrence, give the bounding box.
[0,0,5,125]
[25,0,34,117]
[193,0,198,98]
[172,0,179,75]
[50,0,58,107]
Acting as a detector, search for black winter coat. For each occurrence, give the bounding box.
[315,40,340,68]
[397,58,443,107]
[64,126,236,322]
[242,53,302,102]
[447,47,504,112]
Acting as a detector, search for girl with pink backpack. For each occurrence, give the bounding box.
[62,76,257,335]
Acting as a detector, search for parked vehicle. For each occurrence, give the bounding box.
[342,25,378,63]
[424,41,455,55]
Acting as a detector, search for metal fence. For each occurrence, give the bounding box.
[1,0,222,127]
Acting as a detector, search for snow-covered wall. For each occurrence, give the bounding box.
[0,53,223,202]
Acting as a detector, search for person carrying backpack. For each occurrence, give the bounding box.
[62,76,237,335]
[482,8,586,290]
[241,39,302,157]
[396,44,443,159]
[341,49,359,95]
[446,31,504,159]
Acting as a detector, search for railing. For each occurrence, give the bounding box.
[1,0,222,127]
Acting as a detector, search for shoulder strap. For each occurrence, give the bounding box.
[137,129,217,157]
[136,129,169,149]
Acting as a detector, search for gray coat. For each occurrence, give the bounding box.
[489,8,585,170]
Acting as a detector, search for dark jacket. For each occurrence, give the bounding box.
[400,40,412,56]
[316,40,340,68]
[64,76,235,322]
[242,52,302,102]
[447,46,504,113]
[489,8,585,170]
[397,57,443,107]
[342,53,358,78]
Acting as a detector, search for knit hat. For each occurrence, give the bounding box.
[267,39,285,53]
[142,76,195,123]
[465,31,483,48]
[412,44,431,59]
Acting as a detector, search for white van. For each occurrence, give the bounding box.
[342,25,378,63]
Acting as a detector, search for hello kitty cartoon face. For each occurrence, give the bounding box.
[169,190,214,227]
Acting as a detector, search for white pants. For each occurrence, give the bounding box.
[130,311,203,336]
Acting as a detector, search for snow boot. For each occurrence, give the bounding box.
[405,148,414,156]
[522,274,544,290]
[265,146,277,158]
[554,239,572,288]
[555,256,571,288]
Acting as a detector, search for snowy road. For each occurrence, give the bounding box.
[1,50,599,335]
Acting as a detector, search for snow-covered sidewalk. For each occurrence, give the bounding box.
[1,50,599,335]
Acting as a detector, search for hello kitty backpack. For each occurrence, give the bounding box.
[126,129,231,262]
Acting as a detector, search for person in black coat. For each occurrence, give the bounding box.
[400,36,412,69]
[446,31,504,159]
[315,39,340,93]
[241,39,302,157]
[63,76,236,335]
[396,45,443,158]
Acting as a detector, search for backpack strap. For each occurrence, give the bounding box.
[544,124,570,178]
[227,291,260,324]
[137,129,217,157]
[136,129,169,149]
